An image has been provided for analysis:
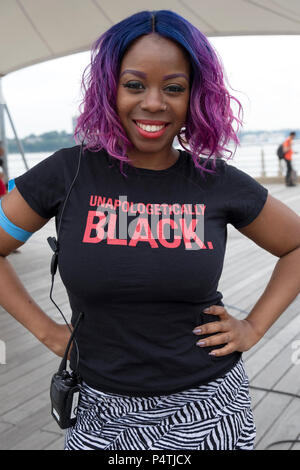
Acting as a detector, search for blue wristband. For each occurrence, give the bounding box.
[0,195,33,242]
[8,179,16,192]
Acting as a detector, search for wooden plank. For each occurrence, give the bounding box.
[43,436,64,450]
[0,420,14,433]
[248,388,266,408]
[252,393,290,448]
[256,397,300,450]
[222,243,274,284]
[275,361,300,395]
[41,420,64,436]
[245,314,300,381]
[289,435,300,451]
[1,385,54,425]
[0,349,54,384]
[250,348,297,390]
[0,359,59,416]
[0,343,54,376]
[0,404,54,450]
[220,264,275,300]
[256,363,300,449]
[10,430,62,451]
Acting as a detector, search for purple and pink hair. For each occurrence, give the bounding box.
[74,9,243,178]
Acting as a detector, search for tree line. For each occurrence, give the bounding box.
[7,131,75,153]
[6,128,300,154]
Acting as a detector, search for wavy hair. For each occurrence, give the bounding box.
[74,10,243,178]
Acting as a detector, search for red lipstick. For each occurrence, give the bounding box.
[133,120,169,139]
[134,119,169,125]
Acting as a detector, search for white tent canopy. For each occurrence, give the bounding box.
[1,0,300,77]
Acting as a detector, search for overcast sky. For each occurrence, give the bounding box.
[2,34,300,139]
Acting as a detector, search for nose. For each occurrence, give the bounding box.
[140,88,166,112]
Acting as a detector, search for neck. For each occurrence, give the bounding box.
[127,147,179,171]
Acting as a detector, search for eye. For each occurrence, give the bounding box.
[122,81,144,90]
[165,85,186,93]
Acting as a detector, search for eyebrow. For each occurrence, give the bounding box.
[120,69,146,79]
[163,73,189,81]
[120,69,189,81]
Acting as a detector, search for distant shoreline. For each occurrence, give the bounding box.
[6,128,300,153]
[7,130,76,154]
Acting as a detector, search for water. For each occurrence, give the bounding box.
[232,142,300,177]
[6,141,300,180]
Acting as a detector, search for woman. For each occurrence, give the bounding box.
[1,10,300,451]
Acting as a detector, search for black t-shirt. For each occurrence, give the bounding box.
[14,145,268,396]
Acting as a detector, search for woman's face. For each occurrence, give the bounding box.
[116,34,190,155]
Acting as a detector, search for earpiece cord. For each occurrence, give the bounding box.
[49,271,72,333]
[56,142,83,238]
[48,142,84,374]
[58,311,83,374]
[49,270,80,370]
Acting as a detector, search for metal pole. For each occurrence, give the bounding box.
[4,104,29,171]
[0,77,9,183]
[278,158,284,177]
[261,147,266,178]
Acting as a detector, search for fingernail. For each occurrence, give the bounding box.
[196,341,206,346]
[203,307,210,312]
[192,328,202,334]
[208,351,216,356]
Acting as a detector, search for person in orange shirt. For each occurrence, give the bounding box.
[283,131,296,186]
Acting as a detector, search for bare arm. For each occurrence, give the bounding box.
[238,193,300,337]
[0,188,70,356]
[194,193,300,356]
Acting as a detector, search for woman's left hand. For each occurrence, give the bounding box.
[193,305,262,357]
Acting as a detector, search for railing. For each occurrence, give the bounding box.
[173,137,300,180]
[229,139,300,181]
[6,139,300,183]
[259,146,284,178]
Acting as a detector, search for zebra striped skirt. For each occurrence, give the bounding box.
[64,357,256,450]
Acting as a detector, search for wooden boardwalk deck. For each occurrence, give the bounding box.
[1,182,300,450]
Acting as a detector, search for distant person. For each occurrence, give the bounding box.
[283,132,297,186]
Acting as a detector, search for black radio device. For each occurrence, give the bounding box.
[49,311,83,429]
